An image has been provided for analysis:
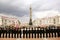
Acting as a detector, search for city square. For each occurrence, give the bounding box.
[0,0,60,40]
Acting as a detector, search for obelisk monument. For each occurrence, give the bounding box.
[29,5,33,25]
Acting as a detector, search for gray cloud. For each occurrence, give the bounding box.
[0,0,60,17]
[0,0,30,17]
[32,0,60,12]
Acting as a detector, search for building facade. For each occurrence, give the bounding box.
[0,15,20,27]
[33,15,60,27]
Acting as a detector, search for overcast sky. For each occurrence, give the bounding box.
[0,0,60,23]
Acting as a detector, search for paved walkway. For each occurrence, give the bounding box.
[0,37,60,40]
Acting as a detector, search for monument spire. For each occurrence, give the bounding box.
[29,5,33,25]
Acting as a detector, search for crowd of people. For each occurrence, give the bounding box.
[0,25,60,38]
